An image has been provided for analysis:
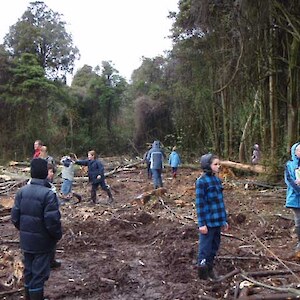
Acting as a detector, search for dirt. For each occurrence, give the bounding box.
[0,162,299,299]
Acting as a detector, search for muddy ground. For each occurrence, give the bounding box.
[0,160,299,299]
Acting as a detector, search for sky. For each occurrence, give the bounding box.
[0,0,179,82]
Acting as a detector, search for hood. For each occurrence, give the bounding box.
[152,140,160,149]
[253,144,259,150]
[291,142,300,165]
[200,153,214,173]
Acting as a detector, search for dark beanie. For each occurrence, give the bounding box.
[31,158,48,179]
[200,153,216,173]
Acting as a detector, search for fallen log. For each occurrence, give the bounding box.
[220,160,270,174]
[237,293,300,300]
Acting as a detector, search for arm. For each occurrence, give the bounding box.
[11,191,21,230]
[75,159,89,166]
[44,191,62,241]
[285,163,300,194]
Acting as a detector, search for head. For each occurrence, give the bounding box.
[39,145,48,158]
[200,153,220,174]
[88,150,97,160]
[172,146,177,151]
[47,163,55,182]
[30,158,48,179]
[34,140,43,150]
[253,144,259,150]
[152,140,160,148]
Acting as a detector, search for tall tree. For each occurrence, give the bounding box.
[4,1,79,80]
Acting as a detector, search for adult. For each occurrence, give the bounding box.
[33,140,43,158]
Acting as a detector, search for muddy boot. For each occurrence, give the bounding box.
[73,192,82,203]
[29,290,46,300]
[197,260,208,280]
[50,259,61,269]
[107,188,114,204]
[24,286,30,300]
[207,265,220,282]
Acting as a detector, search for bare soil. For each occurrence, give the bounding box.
[0,162,299,299]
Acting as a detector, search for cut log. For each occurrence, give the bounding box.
[220,160,270,174]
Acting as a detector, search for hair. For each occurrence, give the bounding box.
[39,146,48,158]
[47,163,54,171]
[88,150,97,158]
[34,140,43,146]
[172,146,177,151]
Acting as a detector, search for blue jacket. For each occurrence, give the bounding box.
[11,178,62,253]
[76,159,104,184]
[195,173,227,227]
[147,141,165,170]
[285,142,300,208]
[168,151,181,168]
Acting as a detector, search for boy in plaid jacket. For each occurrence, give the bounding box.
[195,153,228,281]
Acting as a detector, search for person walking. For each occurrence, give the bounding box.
[75,150,113,204]
[196,153,228,281]
[147,141,165,189]
[11,158,62,300]
[168,146,181,178]
[285,142,300,257]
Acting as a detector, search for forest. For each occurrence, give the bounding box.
[0,0,300,169]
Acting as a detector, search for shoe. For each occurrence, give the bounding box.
[107,196,114,205]
[73,193,82,203]
[50,260,61,269]
[198,260,208,280]
[207,266,220,281]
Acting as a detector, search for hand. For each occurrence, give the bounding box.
[199,225,208,234]
[222,223,229,232]
[295,179,300,186]
[97,175,101,180]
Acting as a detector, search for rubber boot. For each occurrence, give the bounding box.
[73,192,82,203]
[107,188,114,204]
[197,259,208,280]
[29,290,44,300]
[207,265,220,282]
[24,286,30,300]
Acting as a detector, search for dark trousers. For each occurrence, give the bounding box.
[198,226,221,267]
[91,180,111,201]
[24,252,51,292]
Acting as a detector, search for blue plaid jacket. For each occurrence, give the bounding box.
[195,173,227,227]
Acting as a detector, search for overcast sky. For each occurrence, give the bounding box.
[0,0,178,82]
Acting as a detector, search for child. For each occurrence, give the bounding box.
[11,158,62,300]
[168,146,181,178]
[251,144,261,165]
[75,150,113,204]
[143,145,152,179]
[285,142,300,256]
[195,153,228,281]
[60,154,82,203]
[147,140,165,189]
[33,139,43,158]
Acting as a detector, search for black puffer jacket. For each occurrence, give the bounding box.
[11,179,62,253]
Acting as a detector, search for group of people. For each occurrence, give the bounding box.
[144,141,181,189]
[11,140,114,299]
[12,138,300,300]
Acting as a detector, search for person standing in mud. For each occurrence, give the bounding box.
[33,139,43,158]
[75,150,113,204]
[285,142,300,257]
[168,146,181,179]
[251,144,261,165]
[11,158,62,300]
[196,153,228,281]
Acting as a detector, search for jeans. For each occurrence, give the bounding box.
[151,169,163,188]
[198,226,221,267]
[61,178,73,195]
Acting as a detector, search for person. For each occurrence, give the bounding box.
[143,145,152,179]
[60,154,82,203]
[39,145,57,174]
[251,144,260,165]
[195,153,228,281]
[46,163,63,270]
[285,142,300,257]
[168,146,181,178]
[147,140,165,189]
[11,158,62,300]
[33,140,43,158]
[75,150,113,204]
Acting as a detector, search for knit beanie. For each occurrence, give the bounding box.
[30,158,48,179]
[200,153,216,173]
